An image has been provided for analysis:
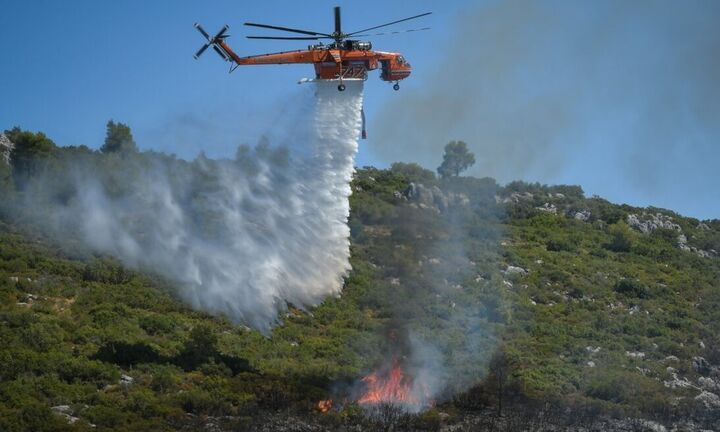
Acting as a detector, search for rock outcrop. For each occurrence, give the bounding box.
[678,234,716,258]
[627,213,681,234]
[573,210,591,221]
[503,265,528,276]
[0,133,13,165]
[695,390,720,410]
[404,182,469,213]
[628,213,716,258]
[497,191,534,204]
[536,202,557,214]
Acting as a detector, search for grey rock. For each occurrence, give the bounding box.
[573,210,591,221]
[695,390,720,409]
[51,405,72,414]
[698,376,719,391]
[404,182,468,213]
[636,420,667,432]
[60,414,80,425]
[627,213,681,234]
[504,265,527,276]
[627,214,715,258]
[536,202,557,214]
[664,372,698,389]
[626,351,645,359]
[693,248,714,259]
[120,374,134,385]
[501,191,534,204]
[51,406,85,426]
[586,346,602,355]
[0,133,14,165]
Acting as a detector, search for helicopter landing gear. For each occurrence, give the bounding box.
[393,83,400,91]
[338,83,346,91]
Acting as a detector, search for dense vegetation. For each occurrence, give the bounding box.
[0,129,719,431]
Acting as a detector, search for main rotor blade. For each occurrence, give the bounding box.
[244,22,331,37]
[334,6,341,34]
[246,36,326,40]
[353,27,431,37]
[194,23,210,40]
[347,12,432,36]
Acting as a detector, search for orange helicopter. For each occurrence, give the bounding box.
[194,7,430,139]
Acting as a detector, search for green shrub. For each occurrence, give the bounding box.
[82,259,132,284]
[614,279,648,299]
[139,314,176,335]
[546,236,575,252]
[606,222,635,252]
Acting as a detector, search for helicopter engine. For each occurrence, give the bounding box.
[344,40,372,51]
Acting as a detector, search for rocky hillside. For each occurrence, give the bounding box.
[0,130,719,431]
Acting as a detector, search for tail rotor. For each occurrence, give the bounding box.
[194,23,231,61]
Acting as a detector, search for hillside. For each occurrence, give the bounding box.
[0,130,719,431]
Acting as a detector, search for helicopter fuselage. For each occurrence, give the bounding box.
[216,40,412,84]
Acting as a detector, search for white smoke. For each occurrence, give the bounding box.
[406,333,446,413]
[23,81,364,333]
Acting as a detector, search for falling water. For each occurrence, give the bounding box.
[11,81,364,333]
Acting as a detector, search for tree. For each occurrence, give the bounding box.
[390,162,436,184]
[488,348,510,416]
[3,127,58,177]
[437,140,475,178]
[101,120,138,153]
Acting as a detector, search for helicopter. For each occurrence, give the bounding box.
[193,6,430,93]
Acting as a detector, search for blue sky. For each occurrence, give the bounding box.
[0,0,448,158]
[1,1,719,219]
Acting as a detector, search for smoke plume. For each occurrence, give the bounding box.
[370,0,720,218]
[15,81,364,333]
[350,178,504,410]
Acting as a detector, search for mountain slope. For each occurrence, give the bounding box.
[0,135,719,431]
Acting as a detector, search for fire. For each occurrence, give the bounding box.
[317,399,333,413]
[357,358,429,407]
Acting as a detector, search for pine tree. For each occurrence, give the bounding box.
[437,140,475,178]
[101,120,138,154]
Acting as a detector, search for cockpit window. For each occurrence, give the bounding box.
[397,56,405,64]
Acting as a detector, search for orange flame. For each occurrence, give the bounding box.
[357,359,429,406]
[317,399,333,413]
